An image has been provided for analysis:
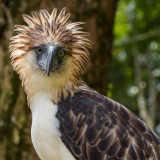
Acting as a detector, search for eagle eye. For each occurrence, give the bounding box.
[57,50,65,58]
[35,47,43,55]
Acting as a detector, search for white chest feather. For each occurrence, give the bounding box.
[30,92,75,160]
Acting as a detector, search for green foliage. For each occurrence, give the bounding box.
[111,0,160,133]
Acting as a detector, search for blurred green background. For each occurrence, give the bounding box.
[0,0,160,159]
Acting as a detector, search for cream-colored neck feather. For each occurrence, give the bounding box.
[19,50,81,105]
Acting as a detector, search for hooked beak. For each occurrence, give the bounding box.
[46,50,54,76]
[46,46,59,76]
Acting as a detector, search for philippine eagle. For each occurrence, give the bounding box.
[9,8,160,160]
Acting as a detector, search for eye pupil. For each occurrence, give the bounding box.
[38,48,41,52]
[35,47,43,54]
[58,51,65,58]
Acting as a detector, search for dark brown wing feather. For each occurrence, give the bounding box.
[56,90,160,160]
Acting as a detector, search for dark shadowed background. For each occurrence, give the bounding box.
[0,0,160,159]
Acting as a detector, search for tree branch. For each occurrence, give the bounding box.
[114,29,160,48]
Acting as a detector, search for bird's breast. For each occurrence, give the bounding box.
[30,92,75,160]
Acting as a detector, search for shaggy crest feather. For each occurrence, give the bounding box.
[10,7,92,73]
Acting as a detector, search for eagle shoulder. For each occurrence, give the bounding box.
[56,89,160,160]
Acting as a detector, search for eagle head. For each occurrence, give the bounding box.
[9,8,92,99]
